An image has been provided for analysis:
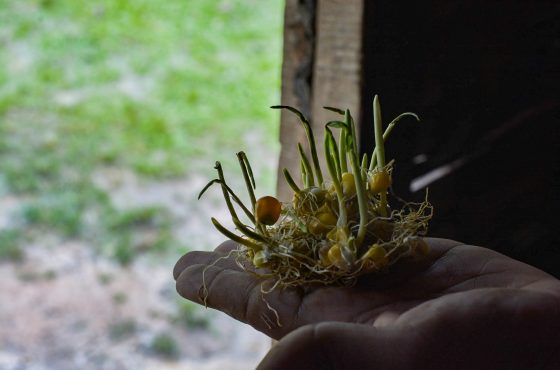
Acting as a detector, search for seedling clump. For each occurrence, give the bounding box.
[199,96,432,288]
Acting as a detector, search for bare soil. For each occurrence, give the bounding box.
[0,149,277,369]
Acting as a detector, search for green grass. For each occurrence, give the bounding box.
[112,292,128,305]
[0,229,24,262]
[108,318,138,341]
[173,300,212,330]
[22,187,98,236]
[0,0,283,261]
[150,332,179,358]
[0,0,282,180]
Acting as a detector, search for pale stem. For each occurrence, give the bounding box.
[298,143,315,187]
[373,96,388,217]
[347,109,359,157]
[236,152,257,212]
[271,106,323,186]
[211,217,261,250]
[361,153,368,175]
[215,162,267,241]
[283,168,302,194]
[349,150,368,247]
[198,179,255,224]
[325,130,347,226]
[339,125,348,173]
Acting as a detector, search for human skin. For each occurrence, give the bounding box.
[174,238,560,370]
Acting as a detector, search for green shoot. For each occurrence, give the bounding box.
[211,218,261,250]
[198,179,255,223]
[324,125,342,180]
[346,109,359,158]
[236,151,257,210]
[348,149,368,247]
[271,106,324,186]
[361,153,368,174]
[283,168,302,194]
[373,96,388,217]
[200,98,432,288]
[298,143,315,187]
[324,129,347,227]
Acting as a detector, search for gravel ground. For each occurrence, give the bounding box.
[0,233,270,370]
[0,145,278,369]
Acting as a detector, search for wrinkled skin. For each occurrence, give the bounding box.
[174,238,560,370]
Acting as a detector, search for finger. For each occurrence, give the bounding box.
[423,237,463,256]
[258,292,560,370]
[215,239,239,253]
[256,322,419,370]
[372,311,400,327]
[175,263,302,338]
[173,240,242,280]
[173,249,243,280]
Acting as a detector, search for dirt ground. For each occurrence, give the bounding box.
[0,239,269,370]
[0,146,277,370]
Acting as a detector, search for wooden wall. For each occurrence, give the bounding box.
[278,1,560,275]
[277,0,363,201]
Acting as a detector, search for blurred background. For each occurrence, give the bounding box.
[0,0,284,369]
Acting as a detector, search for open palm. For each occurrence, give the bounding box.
[174,238,560,369]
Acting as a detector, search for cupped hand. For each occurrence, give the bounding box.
[174,238,560,369]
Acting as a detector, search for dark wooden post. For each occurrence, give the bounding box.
[277,0,363,201]
[278,0,560,275]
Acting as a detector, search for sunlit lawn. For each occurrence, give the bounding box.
[0,0,283,262]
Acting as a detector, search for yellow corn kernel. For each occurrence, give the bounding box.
[326,226,349,244]
[369,170,392,194]
[255,196,282,225]
[327,244,342,265]
[308,209,337,235]
[362,244,388,269]
[318,210,337,226]
[328,243,353,270]
[341,172,356,197]
[252,250,268,268]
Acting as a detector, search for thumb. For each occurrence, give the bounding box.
[256,322,419,370]
[256,290,560,370]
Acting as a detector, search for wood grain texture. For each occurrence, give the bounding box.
[277,0,364,201]
[277,0,317,201]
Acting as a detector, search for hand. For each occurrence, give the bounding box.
[174,238,560,369]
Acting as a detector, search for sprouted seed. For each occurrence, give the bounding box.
[255,196,282,226]
[199,95,432,288]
